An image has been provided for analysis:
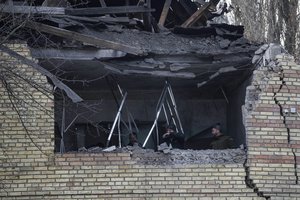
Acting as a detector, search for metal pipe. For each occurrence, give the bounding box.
[106,92,128,147]
[162,103,169,126]
[166,98,178,132]
[156,85,167,111]
[64,114,79,133]
[117,84,124,96]
[118,115,121,148]
[155,122,159,146]
[221,87,229,104]
[142,104,164,147]
[142,89,167,147]
[167,83,184,134]
[118,83,139,134]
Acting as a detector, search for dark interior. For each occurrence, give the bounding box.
[47,59,252,152]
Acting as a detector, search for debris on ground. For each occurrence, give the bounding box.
[102,145,116,152]
[130,148,246,165]
[83,145,246,165]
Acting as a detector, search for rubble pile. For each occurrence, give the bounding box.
[82,145,246,165]
[130,148,246,165]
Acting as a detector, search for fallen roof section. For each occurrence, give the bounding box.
[1,0,260,93]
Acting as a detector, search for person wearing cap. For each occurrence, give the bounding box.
[210,123,234,149]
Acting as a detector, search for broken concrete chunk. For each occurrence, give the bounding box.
[158,143,172,154]
[103,145,116,152]
[255,44,269,55]
[219,66,236,73]
[218,39,231,49]
[78,147,87,152]
[144,58,163,65]
[163,148,171,154]
[169,63,191,71]
[157,142,169,151]
[87,146,102,152]
[263,44,284,61]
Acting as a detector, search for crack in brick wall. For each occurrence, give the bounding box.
[272,68,298,184]
[244,161,271,200]
[273,69,290,142]
[243,69,272,199]
[245,48,300,198]
[292,149,299,184]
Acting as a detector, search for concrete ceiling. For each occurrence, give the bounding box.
[39,57,253,97]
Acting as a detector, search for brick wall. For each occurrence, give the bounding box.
[4,153,265,199]
[245,52,300,199]
[0,43,53,197]
[1,42,300,199]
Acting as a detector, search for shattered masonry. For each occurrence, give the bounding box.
[245,44,300,198]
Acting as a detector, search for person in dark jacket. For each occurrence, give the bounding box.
[162,124,184,148]
[210,123,234,149]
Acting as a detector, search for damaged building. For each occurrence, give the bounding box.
[1,0,300,199]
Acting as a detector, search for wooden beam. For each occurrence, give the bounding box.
[65,6,155,16]
[26,22,144,55]
[0,4,65,15]
[158,0,172,26]
[0,45,83,103]
[181,2,211,28]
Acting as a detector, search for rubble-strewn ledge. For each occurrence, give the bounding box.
[129,148,246,165]
[63,147,246,166]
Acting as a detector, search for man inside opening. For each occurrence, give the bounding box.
[210,123,234,149]
[162,124,184,148]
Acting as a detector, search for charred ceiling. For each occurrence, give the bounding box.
[1,0,259,93]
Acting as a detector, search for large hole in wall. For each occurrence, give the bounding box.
[46,59,253,152]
